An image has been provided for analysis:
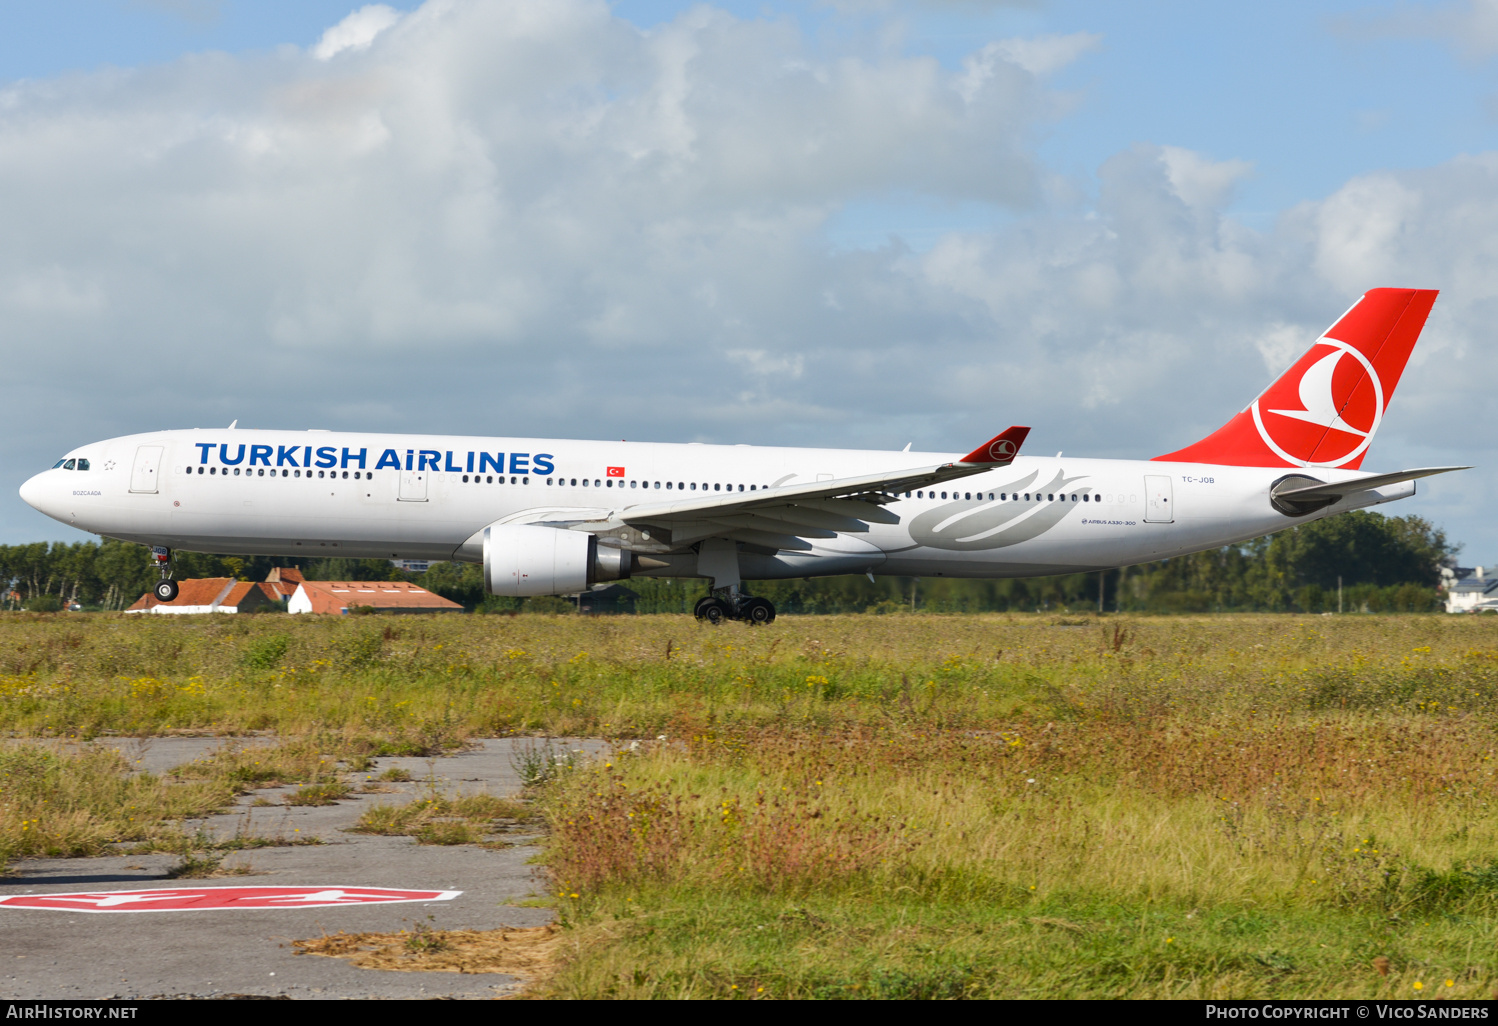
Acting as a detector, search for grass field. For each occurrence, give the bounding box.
[2,610,1497,998]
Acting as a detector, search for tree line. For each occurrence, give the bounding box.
[0,509,1456,614]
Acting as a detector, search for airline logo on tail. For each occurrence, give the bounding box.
[1155,288,1437,469]
[1252,336,1382,468]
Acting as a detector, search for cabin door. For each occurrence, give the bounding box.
[399,467,428,502]
[130,446,163,494]
[1144,475,1174,523]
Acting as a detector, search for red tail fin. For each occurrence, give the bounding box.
[1155,288,1438,469]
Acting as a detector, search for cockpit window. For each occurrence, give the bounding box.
[76,459,89,471]
[52,459,66,469]
[62,459,76,470]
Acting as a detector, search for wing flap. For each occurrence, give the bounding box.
[726,528,816,551]
[745,505,870,532]
[786,497,901,525]
[708,514,839,539]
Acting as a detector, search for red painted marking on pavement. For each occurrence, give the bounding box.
[0,886,462,912]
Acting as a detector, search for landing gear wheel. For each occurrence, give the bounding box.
[694,596,731,624]
[742,597,776,625]
[153,579,179,603]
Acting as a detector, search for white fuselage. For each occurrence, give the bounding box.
[19,429,1414,581]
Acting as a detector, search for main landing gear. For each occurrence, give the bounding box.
[694,592,776,625]
[691,541,774,624]
[151,546,179,603]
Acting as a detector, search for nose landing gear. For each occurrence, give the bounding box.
[151,546,179,603]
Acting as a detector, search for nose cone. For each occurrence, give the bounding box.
[19,472,53,516]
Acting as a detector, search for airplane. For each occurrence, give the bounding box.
[18,287,1466,624]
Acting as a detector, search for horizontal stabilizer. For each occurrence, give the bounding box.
[1273,466,1470,503]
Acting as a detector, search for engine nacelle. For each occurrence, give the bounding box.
[483,525,631,597]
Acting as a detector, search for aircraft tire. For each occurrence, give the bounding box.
[695,597,731,624]
[742,597,776,625]
[153,579,179,603]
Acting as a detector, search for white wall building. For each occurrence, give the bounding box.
[1445,566,1498,613]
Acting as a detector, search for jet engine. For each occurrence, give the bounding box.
[483,524,631,597]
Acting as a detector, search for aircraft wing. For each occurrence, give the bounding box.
[593,427,1030,552]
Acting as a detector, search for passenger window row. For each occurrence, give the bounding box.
[184,469,775,491]
[189,467,369,479]
[175,467,1123,505]
[457,477,769,492]
[905,490,1101,502]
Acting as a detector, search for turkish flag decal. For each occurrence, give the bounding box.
[0,886,462,913]
[606,467,625,477]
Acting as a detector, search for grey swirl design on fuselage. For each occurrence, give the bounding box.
[905,469,1091,551]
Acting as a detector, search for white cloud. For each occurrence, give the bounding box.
[0,0,1054,448]
[312,5,403,61]
[1158,145,1253,211]
[1340,0,1498,59]
[727,348,807,379]
[987,32,1102,77]
[909,141,1498,493]
[1309,174,1422,294]
[1252,323,1308,376]
[956,33,1101,102]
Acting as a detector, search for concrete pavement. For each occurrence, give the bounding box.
[0,739,596,999]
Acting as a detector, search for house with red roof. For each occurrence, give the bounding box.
[126,578,282,615]
[287,580,462,615]
[262,566,305,601]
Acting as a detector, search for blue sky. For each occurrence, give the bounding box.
[0,1,372,78]
[1,0,1493,559]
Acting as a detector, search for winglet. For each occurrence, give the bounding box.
[959,426,1030,465]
